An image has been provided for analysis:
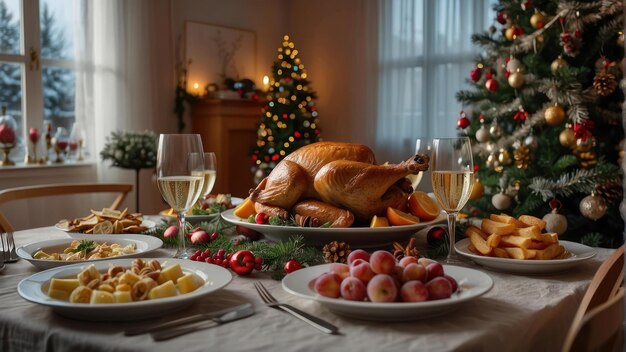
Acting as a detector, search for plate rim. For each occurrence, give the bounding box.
[281,263,493,310]
[455,238,597,266]
[159,196,245,220]
[17,257,232,310]
[16,234,164,268]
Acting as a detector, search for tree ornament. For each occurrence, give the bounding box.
[486,153,497,169]
[322,241,351,263]
[498,148,512,165]
[489,120,502,138]
[470,66,483,82]
[485,78,499,92]
[392,238,419,260]
[506,58,523,72]
[508,70,525,88]
[284,259,302,273]
[550,56,568,74]
[560,30,581,57]
[573,137,597,168]
[524,134,539,149]
[579,192,607,220]
[543,200,567,235]
[476,125,490,143]
[559,125,576,148]
[513,142,530,169]
[492,192,512,210]
[618,32,624,47]
[513,106,529,122]
[489,25,497,35]
[469,178,485,200]
[530,11,545,29]
[593,70,617,96]
[457,111,471,129]
[575,136,596,152]
[504,27,515,41]
[426,227,446,248]
[496,12,507,25]
[544,104,565,126]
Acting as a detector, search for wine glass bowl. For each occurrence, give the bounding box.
[191,152,217,204]
[157,134,205,259]
[431,137,474,263]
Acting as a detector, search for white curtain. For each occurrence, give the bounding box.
[376,0,493,163]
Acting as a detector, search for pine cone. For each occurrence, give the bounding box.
[596,180,623,205]
[593,71,617,97]
[573,149,597,169]
[322,241,351,263]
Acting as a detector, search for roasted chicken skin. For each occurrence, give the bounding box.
[250,141,429,224]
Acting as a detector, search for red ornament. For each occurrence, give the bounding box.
[271,154,279,161]
[485,78,499,92]
[485,72,493,80]
[28,128,40,144]
[496,12,507,24]
[284,259,302,273]
[282,113,288,119]
[504,70,511,78]
[0,125,16,145]
[470,67,483,82]
[513,108,529,121]
[251,155,258,161]
[229,250,257,276]
[294,131,301,138]
[513,27,524,38]
[573,120,594,141]
[473,165,479,172]
[457,111,470,129]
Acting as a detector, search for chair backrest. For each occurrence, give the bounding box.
[0,183,132,233]
[562,245,625,352]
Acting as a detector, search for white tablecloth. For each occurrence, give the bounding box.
[0,225,612,352]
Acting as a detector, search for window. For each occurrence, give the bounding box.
[0,0,85,162]
[377,0,494,161]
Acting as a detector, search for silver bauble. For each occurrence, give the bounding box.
[489,123,503,138]
[506,58,523,73]
[492,192,512,210]
[524,135,539,149]
[579,193,607,220]
[543,209,568,235]
[476,126,490,143]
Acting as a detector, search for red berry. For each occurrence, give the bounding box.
[284,259,302,273]
[210,232,219,240]
[217,249,225,257]
[255,256,263,265]
[255,263,262,271]
[205,257,213,264]
[214,258,222,266]
[194,250,202,256]
[189,254,198,261]
[255,212,268,224]
[203,249,211,255]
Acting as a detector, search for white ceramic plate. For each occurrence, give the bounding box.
[222,209,446,248]
[282,263,492,321]
[455,238,597,274]
[55,220,157,237]
[17,258,232,321]
[159,197,244,224]
[16,235,164,270]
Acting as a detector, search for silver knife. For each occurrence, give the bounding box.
[151,304,255,341]
[125,303,253,336]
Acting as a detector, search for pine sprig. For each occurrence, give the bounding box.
[529,168,597,200]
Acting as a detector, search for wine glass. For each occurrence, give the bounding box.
[191,152,217,206]
[157,134,205,259]
[407,138,432,191]
[431,137,474,263]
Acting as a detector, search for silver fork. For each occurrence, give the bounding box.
[254,282,339,335]
[1,232,18,263]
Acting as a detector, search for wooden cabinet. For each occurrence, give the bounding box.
[190,98,262,198]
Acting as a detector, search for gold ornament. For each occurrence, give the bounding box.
[550,56,568,74]
[486,153,497,169]
[575,136,596,152]
[559,127,576,148]
[513,143,530,169]
[530,12,546,29]
[544,105,565,126]
[504,27,515,41]
[573,140,598,168]
[469,178,485,200]
[498,148,511,165]
[579,192,607,220]
[508,71,525,88]
[489,121,502,138]
[593,70,618,96]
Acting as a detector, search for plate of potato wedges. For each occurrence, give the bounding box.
[455,213,596,274]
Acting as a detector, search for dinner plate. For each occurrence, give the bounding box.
[455,238,597,274]
[221,209,446,248]
[282,263,493,321]
[16,235,164,270]
[159,197,244,224]
[17,258,232,321]
[55,220,157,237]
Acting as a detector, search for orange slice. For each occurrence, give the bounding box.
[408,191,440,221]
[370,215,390,227]
[233,197,256,219]
[386,207,420,226]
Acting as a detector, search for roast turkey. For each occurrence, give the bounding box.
[250,141,429,225]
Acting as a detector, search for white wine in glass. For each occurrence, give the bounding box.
[191,152,217,203]
[157,134,205,259]
[431,137,474,263]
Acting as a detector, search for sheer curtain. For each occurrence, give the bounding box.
[376,0,493,163]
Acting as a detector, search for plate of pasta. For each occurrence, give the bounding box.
[16,235,163,270]
[17,258,232,321]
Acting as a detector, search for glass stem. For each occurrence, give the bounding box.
[446,212,457,260]
[177,213,187,258]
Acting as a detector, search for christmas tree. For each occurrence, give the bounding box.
[250,35,321,182]
[456,1,624,248]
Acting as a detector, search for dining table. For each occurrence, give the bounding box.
[0,220,613,352]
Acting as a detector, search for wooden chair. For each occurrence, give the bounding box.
[562,245,625,352]
[0,183,132,233]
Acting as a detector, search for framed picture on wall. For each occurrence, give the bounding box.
[184,21,257,94]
